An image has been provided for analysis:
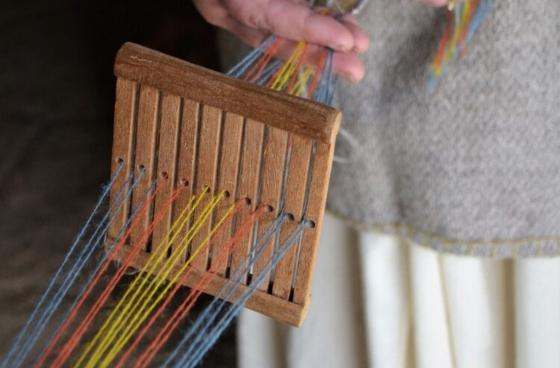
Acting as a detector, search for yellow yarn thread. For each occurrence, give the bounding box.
[270,42,307,91]
[444,3,470,65]
[290,66,315,96]
[73,190,208,367]
[82,191,223,367]
[98,199,236,367]
[462,0,471,26]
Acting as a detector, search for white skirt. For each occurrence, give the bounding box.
[238,214,560,368]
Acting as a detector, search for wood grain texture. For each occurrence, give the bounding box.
[190,105,222,269]
[252,126,288,291]
[172,99,199,257]
[209,112,244,276]
[111,242,306,326]
[151,94,181,253]
[109,78,137,240]
[130,85,159,250]
[292,139,338,308]
[271,134,312,299]
[115,42,340,144]
[229,119,264,281]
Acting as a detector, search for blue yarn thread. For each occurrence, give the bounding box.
[9,172,136,368]
[32,175,156,367]
[0,162,123,368]
[7,169,141,368]
[427,0,492,93]
[313,49,335,104]
[468,0,491,43]
[226,34,337,106]
[163,216,310,368]
[162,214,289,367]
[255,59,283,86]
[227,36,276,78]
[3,166,144,368]
[324,50,336,105]
[180,222,308,368]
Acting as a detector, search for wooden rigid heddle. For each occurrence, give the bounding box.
[109,43,341,326]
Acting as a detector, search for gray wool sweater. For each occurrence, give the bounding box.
[220,0,560,258]
[327,0,560,258]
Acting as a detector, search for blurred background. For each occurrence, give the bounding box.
[0,0,236,366]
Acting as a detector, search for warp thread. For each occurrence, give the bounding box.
[428,0,492,91]
[80,192,236,368]
[176,222,310,368]
[1,163,134,368]
[34,173,157,368]
[36,178,173,368]
[121,205,268,368]
[55,189,207,368]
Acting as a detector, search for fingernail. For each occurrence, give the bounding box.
[341,72,358,82]
[330,42,352,52]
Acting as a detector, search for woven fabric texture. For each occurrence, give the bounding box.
[327,0,560,257]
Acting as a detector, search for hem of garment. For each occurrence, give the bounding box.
[326,209,560,258]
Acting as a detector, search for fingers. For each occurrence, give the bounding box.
[332,51,365,82]
[195,0,369,82]
[231,0,359,52]
[340,15,370,53]
[262,40,366,82]
[221,16,269,47]
[193,0,269,47]
[193,0,229,27]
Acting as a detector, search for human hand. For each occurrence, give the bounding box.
[193,0,370,82]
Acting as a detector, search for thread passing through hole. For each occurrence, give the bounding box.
[289,288,296,302]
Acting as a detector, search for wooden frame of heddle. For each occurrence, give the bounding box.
[107,43,341,326]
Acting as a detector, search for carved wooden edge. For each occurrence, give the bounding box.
[293,141,337,312]
[109,242,307,326]
[114,42,341,145]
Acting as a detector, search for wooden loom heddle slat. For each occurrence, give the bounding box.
[230,118,265,281]
[190,104,222,268]
[130,85,159,251]
[151,94,181,254]
[211,111,244,277]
